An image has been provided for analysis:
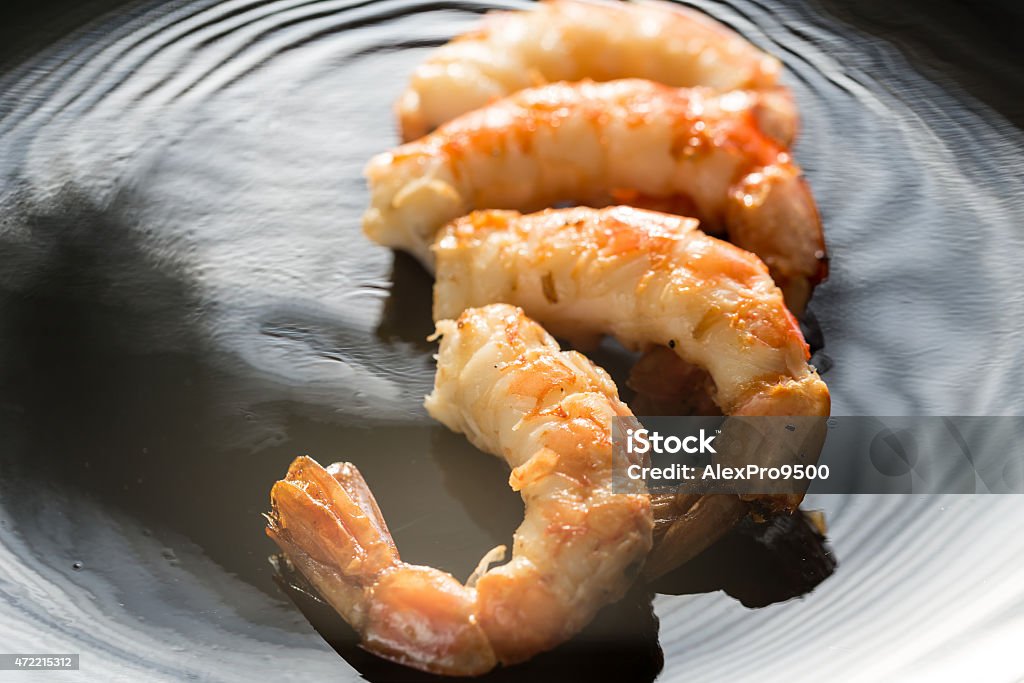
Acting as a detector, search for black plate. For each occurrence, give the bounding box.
[1,0,1022,680]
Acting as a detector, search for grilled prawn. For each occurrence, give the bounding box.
[397,0,782,140]
[267,304,653,676]
[433,206,827,415]
[432,207,830,575]
[364,79,826,312]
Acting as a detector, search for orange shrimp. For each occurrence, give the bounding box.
[397,0,783,140]
[365,79,826,312]
[267,305,653,676]
[432,207,830,575]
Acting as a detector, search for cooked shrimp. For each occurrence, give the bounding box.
[397,0,782,140]
[433,207,829,417]
[432,208,830,575]
[364,79,826,312]
[266,304,653,676]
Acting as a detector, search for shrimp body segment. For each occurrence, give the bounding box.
[397,0,782,140]
[433,207,830,418]
[266,304,653,676]
[364,79,825,311]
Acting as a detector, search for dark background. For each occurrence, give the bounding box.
[2,0,1023,127]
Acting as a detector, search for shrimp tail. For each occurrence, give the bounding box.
[726,165,829,314]
[265,457,398,627]
[267,456,497,676]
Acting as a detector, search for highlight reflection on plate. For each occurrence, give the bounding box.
[1,0,1022,680]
